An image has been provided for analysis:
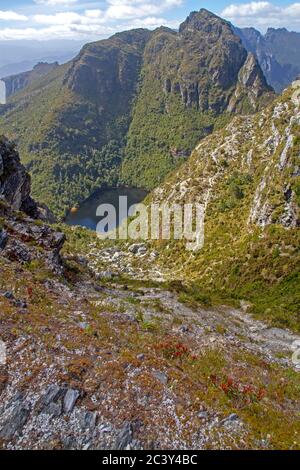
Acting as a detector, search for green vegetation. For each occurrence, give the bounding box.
[121,68,231,189]
[147,87,300,331]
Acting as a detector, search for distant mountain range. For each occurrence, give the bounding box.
[235,26,300,92]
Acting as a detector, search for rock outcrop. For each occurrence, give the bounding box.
[228,52,273,112]
[0,137,55,222]
[0,137,64,273]
[0,208,65,274]
[122,9,274,190]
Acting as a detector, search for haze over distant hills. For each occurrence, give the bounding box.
[0,40,85,78]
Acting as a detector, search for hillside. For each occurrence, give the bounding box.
[1,135,300,450]
[0,9,273,217]
[236,26,300,93]
[51,81,299,332]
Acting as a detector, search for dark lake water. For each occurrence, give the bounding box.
[65,187,148,231]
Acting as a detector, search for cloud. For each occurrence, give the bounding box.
[0,0,182,40]
[105,0,182,20]
[34,12,84,25]
[33,1,182,26]
[0,10,28,21]
[34,10,106,25]
[221,2,300,30]
[106,4,161,20]
[0,25,114,41]
[34,0,78,6]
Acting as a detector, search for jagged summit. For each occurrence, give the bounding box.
[179,9,223,32]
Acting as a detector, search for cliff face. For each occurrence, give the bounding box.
[235,27,300,93]
[154,11,248,113]
[2,62,59,100]
[143,10,271,114]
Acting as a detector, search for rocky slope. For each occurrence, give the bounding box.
[0,143,299,449]
[2,62,59,100]
[143,80,300,330]
[236,27,300,93]
[0,9,273,217]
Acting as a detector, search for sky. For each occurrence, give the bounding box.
[0,1,299,41]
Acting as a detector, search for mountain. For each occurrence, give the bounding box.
[235,26,300,93]
[2,62,59,100]
[0,9,273,217]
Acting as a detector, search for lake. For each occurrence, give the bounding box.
[65,187,148,231]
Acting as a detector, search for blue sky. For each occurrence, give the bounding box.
[0,1,299,40]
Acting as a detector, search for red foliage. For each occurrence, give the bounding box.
[156,337,194,361]
[27,287,33,298]
[210,374,266,405]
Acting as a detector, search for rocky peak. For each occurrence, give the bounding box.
[236,26,300,92]
[147,9,273,115]
[266,27,288,38]
[238,52,270,91]
[179,9,227,34]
